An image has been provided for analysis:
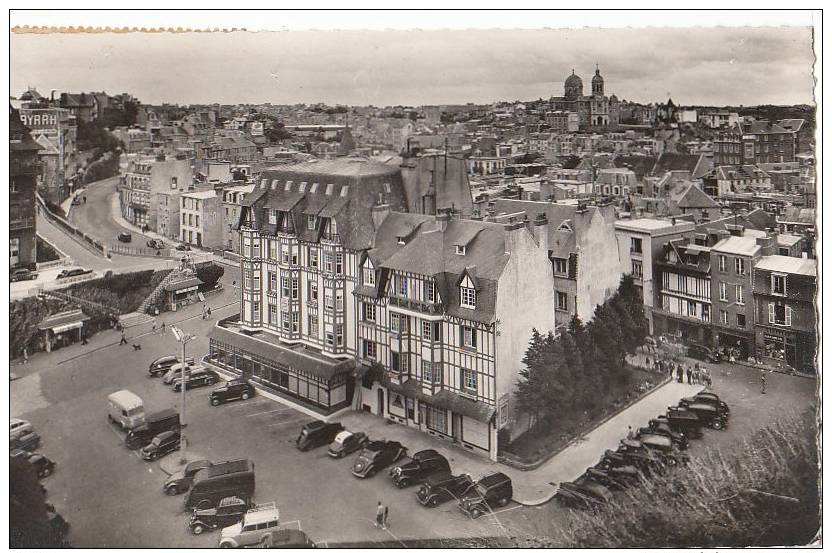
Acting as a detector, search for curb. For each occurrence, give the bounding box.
[158,450,209,476]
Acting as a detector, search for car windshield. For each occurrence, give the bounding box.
[125,407,142,416]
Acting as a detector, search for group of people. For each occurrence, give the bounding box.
[649,357,712,387]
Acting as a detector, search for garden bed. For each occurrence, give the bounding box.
[501,364,666,466]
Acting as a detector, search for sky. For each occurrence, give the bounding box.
[10,26,816,107]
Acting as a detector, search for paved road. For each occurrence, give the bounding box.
[69,176,153,248]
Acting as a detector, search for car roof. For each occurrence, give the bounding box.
[640,434,672,447]
[687,402,717,411]
[478,472,510,487]
[412,449,442,461]
[156,430,177,439]
[218,496,248,508]
[108,390,143,409]
[204,458,253,477]
[242,503,279,525]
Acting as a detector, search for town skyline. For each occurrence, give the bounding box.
[11,26,815,107]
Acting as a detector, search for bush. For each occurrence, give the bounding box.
[36,238,61,263]
[196,262,224,290]
[539,411,820,548]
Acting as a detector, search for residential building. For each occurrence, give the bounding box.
[220,183,255,252]
[19,107,78,204]
[596,168,637,197]
[492,199,621,329]
[180,189,222,248]
[120,155,192,230]
[715,121,798,166]
[545,110,580,133]
[710,234,773,359]
[59,92,97,123]
[752,256,817,371]
[156,189,181,241]
[653,238,713,345]
[699,111,740,129]
[467,155,507,176]
[10,107,41,268]
[615,218,695,333]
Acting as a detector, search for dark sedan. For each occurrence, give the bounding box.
[416,472,474,507]
[10,430,41,452]
[140,430,181,461]
[555,478,613,510]
[171,369,220,392]
[11,268,38,282]
[117,231,132,243]
[12,449,56,479]
[352,441,407,478]
[163,459,213,495]
[390,449,450,488]
[56,267,92,279]
[328,430,369,458]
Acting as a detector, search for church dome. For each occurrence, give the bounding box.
[565,71,583,89]
[592,68,604,85]
[564,70,583,99]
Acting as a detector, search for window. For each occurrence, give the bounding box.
[769,303,791,326]
[424,280,436,302]
[719,282,728,301]
[323,252,333,273]
[363,303,376,323]
[391,352,408,372]
[309,248,319,268]
[422,360,442,384]
[281,246,290,265]
[336,290,343,311]
[461,368,477,393]
[252,302,260,322]
[363,264,376,286]
[736,313,746,328]
[631,237,643,254]
[308,280,318,302]
[291,311,299,332]
[718,255,727,272]
[687,301,697,317]
[421,321,432,341]
[269,241,277,259]
[268,271,277,291]
[425,405,447,433]
[390,313,401,333]
[556,291,568,311]
[244,269,253,289]
[772,274,786,295]
[252,242,260,258]
[325,293,333,310]
[269,304,277,325]
[398,276,409,296]
[307,215,316,230]
[362,340,377,359]
[554,257,568,274]
[336,323,344,346]
[735,285,745,305]
[335,252,343,274]
[291,278,299,300]
[632,260,643,279]
[170,177,178,189]
[252,273,260,291]
[308,314,319,336]
[460,286,477,309]
[778,247,790,256]
[461,326,477,349]
[269,209,277,225]
[291,250,298,266]
[734,257,745,275]
[720,310,728,325]
[455,245,466,256]
[281,276,290,297]
[326,331,335,347]
[282,310,290,330]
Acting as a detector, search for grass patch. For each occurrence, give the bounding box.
[36,237,61,263]
[502,364,665,464]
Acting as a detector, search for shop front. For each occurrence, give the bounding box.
[38,309,90,352]
[715,329,753,361]
[757,327,816,372]
[165,277,202,311]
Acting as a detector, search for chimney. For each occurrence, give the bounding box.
[436,209,451,232]
[533,212,549,253]
[503,220,527,254]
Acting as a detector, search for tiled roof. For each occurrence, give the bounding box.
[670,182,720,210]
[711,235,761,256]
[755,255,816,277]
[778,119,806,133]
[650,153,703,177]
[743,120,790,134]
[38,309,90,331]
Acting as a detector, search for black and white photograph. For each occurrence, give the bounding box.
[7,9,821,549]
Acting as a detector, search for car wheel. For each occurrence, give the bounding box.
[191,524,204,535]
[211,398,220,406]
[164,485,178,496]
[366,467,376,478]
[498,497,509,507]
[41,466,52,477]
[241,392,250,400]
[471,507,484,519]
[220,542,233,548]
[713,420,724,430]
[429,497,439,507]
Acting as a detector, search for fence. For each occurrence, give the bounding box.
[36,195,106,256]
[107,243,182,259]
[220,250,242,264]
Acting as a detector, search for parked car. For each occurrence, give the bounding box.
[688,391,730,414]
[10,418,33,440]
[11,268,38,282]
[140,430,181,461]
[458,472,513,518]
[11,449,56,479]
[176,243,192,251]
[125,409,181,450]
[296,421,345,452]
[254,528,315,548]
[416,472,474,507]
[351,441,407,478]
[56,267,91,279]
[210,379,256,406]
[218,502,280,548]
[172,368,220,392]
[147,239,165,250]
[10,430,41,452]
[327,430,369,458]
[390,449,450,488]
[653,411,704,439]
[678,395,729,417]
[117,231,132,243]
[555,479,613,510]
[671,403,728,430]
[615,438,667,473]
[148,356,194,377]
[184,459,255,511]
[189,496,250,535]
[164,459,213,496]
[687,343,718,363]
[638,422,689,450]
[637,434,690,466]
[163,362,199,385]
[584,464,641,491]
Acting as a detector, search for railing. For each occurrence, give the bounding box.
[388,295,443,315]
[36,194,106,256]
[10,217,35,231]
[107,243,180,259]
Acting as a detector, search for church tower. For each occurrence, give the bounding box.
[564,69,583,100]
[592,65,604,96]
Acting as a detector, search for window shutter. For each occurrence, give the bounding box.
[459,326,464,346]
[768,303,775,324]
[472,328,477,348]
[785,306,792,327]
[433,321,441,342]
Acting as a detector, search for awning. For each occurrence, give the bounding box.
[165,277,202,292]
[382,376,495,424]
[38,309,90,332]
[52,321,84,334]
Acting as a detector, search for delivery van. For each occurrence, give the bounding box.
[107,390,146,431]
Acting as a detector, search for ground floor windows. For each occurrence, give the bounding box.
[424,405,448,433]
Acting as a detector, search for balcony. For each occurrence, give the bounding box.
[388,295,442,316]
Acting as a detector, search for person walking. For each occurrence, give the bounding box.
[761,372,767,394]
[202,304,206,320]
[152,318,157,334]
[374,501,384,529]
[206,306,212,318]
[676,364,683,383]
[626,426,635,439]
[119,330,128,345]
[22,347,28,364]
[382,504,389,530]
[686,366,692,385]
[161,321,166,334]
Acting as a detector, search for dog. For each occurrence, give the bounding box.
[132,343,142,351]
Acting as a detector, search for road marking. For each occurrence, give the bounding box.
[246,407,294,417]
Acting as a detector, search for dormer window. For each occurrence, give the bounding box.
[362,260,376,286]
[397,236,406,245]
[269,209,277,225]
[459,274,477,309]
[455,245,466,256]
[307,215,317,230]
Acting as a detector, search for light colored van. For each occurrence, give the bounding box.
[107,390,145,430]
[218,502,280,548]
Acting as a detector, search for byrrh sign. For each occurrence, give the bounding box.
[19,108,70,134]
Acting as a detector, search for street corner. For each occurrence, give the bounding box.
[158,450,209,476]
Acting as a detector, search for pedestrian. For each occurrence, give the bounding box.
[161,321,166,334]
[761,372,767,394]
[382,504,389,530]
[653,359,660,373]
[202,304,206,320]
[626,425,635,439]
[152,318,157,334]
[693,362,700,384]
[375,501,384,528]
[676,364,683,383]
[22,347,28,364]
[119,330,128,345]
[83,195,87,204]
[207,306,212,318]
[81,334,88,345]
[646,356,651,369]
[686,366,692,385]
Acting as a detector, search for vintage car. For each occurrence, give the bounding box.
[615,438,668,473]
[172,369,220,392]
[10,429,41,452]
[584,464,641,491]
[296,421,345,452]
[687,342,719,363]
[637,423,689,450]
[164,459,213,496]
[670,403,728,430]
[148,356,194,377]
[689,391,730,414]
[140,430,181,461]
[555,479,613,510]
[218,502,280,548]
[416,472,474,507]
[56,267,92,279]
[11,449,56,479]
[637,434,690,467]
[653,411,705,439]
[11,418,33,440]
[146,239,165,250]
[390,449,450,488]
[189,496,250,535]
[209,379,256,406]
[327,430,369,459]
[11,268,38,282]
[117,231,132,243]
[458,472,513,518]
[351,441,407,478]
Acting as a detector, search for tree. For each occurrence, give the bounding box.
[515,329,551,428]
[11,456,65,547]
[196,263,224,290]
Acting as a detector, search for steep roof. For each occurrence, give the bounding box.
[711,235,761,256]
[743,120,790,134]
[755,255,816,277]
[668,182,720,210]
[614,155,658,180]
[650,152,703,177]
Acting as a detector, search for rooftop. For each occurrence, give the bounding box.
[182,189,217,200]
[711,235,761,257]
[755,255,816,277]
[615,217,693,232]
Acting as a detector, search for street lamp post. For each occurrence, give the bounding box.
[170,326,195,465]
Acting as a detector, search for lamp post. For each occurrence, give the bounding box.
[170,326,195,464]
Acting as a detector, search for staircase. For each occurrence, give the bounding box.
[138,270,180,314]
